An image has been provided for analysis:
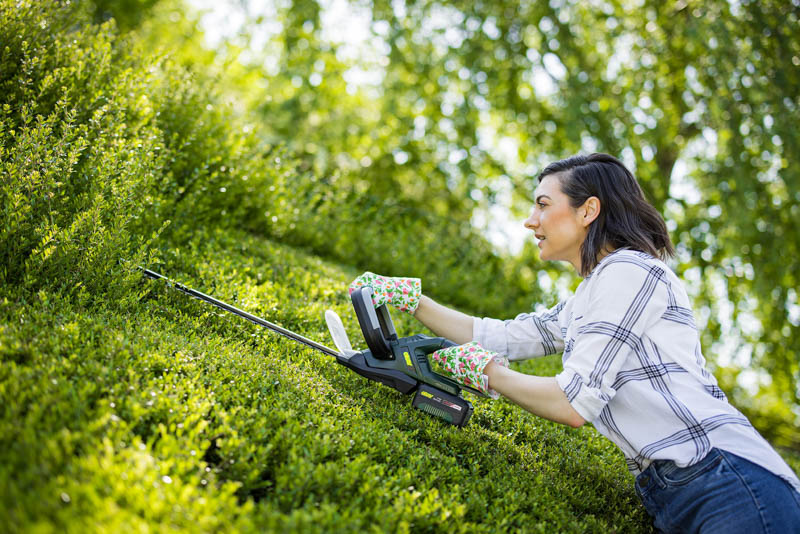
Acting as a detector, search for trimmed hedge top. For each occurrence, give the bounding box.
[1,227,652,532]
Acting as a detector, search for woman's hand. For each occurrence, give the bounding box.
[348,272,422,314]
[431,341,509,399]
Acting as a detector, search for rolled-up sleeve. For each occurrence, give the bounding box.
[472,301,566,361]
[556,260,668,422]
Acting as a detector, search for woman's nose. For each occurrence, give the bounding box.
[524,212,538,231]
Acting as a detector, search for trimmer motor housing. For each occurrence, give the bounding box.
[335,287,484,426]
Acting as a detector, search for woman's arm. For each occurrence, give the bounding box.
[412,295,475,344]
[414,294,583,427]
[484,361,586,428]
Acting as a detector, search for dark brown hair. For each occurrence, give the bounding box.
[538,153,674,276]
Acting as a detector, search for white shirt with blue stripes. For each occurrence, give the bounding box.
[473,249,800,492]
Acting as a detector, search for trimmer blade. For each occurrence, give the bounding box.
[325,310,358,359]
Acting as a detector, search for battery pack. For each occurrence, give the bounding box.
[411,384,473,427]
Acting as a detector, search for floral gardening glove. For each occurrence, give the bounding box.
[431,342,509,399]
[348,272,422,314]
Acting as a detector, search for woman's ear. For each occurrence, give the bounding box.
[580,196,601,227]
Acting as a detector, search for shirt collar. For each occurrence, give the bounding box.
[584,247,630,280]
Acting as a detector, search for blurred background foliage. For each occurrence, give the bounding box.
[10,0,800,448]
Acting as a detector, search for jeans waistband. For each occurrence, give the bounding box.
[655,448,722,479]
[636,448,723,494]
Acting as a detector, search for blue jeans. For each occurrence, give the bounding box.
[635,448,800,533]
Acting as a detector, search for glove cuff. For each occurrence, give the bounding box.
[483,352,509,399]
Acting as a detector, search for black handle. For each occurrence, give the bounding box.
[351,286,397,360]
[414,337,489,398]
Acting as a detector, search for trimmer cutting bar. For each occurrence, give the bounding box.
[141,269,340,358]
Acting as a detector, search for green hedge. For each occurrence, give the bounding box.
[0,0,279,302]
[1,227,653,532]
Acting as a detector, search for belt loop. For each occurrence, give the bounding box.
[637,462,665,493]
[656,459,679,479]
[647,461,668,490]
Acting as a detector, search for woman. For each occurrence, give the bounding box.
[349,153,800,532]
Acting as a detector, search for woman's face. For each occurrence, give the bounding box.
[524,173,592,271]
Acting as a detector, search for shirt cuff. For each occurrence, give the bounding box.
[472,316,508,355]
[555,368,609,423]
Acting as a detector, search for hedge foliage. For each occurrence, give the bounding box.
[2,226,656,532]
[2,1,797,532]
[0,0,286,303]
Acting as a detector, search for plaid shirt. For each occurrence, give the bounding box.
[473,249,800,492]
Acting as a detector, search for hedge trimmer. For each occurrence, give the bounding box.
[142,269,484,426]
